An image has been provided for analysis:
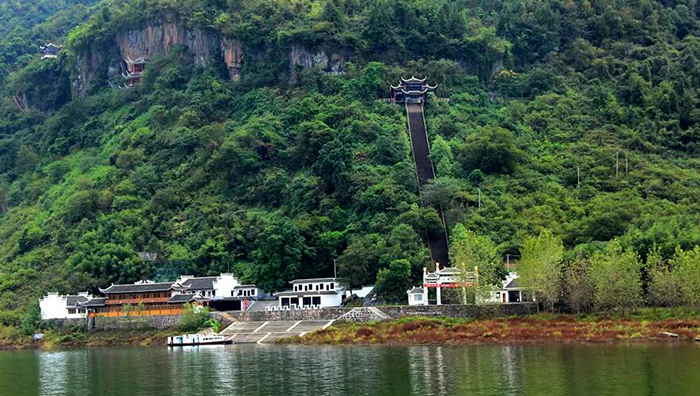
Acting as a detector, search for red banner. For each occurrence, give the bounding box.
[423,283,475,288]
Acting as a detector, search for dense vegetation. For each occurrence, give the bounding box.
[1,0,700,328]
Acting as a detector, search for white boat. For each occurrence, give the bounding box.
[167,333,233,346]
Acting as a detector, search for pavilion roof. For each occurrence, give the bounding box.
[401,76,427,83]
[99,281,187,294]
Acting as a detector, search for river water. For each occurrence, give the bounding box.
[1,343,699,396]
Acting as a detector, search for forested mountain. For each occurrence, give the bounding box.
[1,0,700,323]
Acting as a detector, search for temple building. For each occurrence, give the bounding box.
[176,273,268,312]
[390,76,437,103]
[123,57,146,86]
[87,280,192,317]
[39,292,94,320]
[274,278,344,309]
[40,43,60,60]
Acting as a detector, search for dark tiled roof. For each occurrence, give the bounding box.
[182,277,217,290]
[100,282,180,294]
[167,294,200,304]
[79,298,106,307]
[233,284,256,289]
[289,278,337,284]
[504,279,521,289]
[274,290,340,297]
[65,295,90,307]
[407,287,424,294]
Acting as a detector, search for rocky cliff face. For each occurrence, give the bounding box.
[115,17,219,65]
[73,15,243,96]
[288,45,347,80]
[220,37,243,81]
[73,45,106,97]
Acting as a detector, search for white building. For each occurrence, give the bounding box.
[39,292,93,320]
[176,273,241,298]
[175,274,270,311]
[275,278,344,309]
[232,284,266,299]
[407,287,427,306]
[479,272,535,304]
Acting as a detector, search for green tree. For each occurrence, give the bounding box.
[455,127,523,175]
[21,304,41,336]
[518,230,564,310]
[374,259,412,304]
[672,246,700,306]
[589,241,643,311]
[647,249,681,307]
[178,303,209,332]
[564,256,594,314]
[251,219,310,293]
[313,139,353,192]
[450,224,505,286]
[338,234,385,288]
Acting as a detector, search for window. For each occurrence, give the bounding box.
[312,297,321,305]
[291,298,299,306]
[231,291,235,297]
[303,297,312,306]
[414,294,423,301]
[281,298,290,307]
[320,284,325,290]
[68,309,76,314]
[330,283,334,290]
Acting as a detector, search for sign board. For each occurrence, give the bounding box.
[423,283,476,288]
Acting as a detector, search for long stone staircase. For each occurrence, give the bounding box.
[405,102,450,267]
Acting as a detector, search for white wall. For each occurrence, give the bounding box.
[39,294,88,320]
[213,274,239,298]
[320,293,343,308]
[408,293,427,306]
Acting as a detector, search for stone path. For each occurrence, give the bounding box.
[219,320,333,344]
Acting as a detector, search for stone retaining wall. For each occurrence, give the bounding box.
[222,303,538,323]
[379,303,538,319]
[226,308,348,322]
[89,314,181,331]
[40,318,88,330]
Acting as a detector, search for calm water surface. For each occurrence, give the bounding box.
[1,343,699,396]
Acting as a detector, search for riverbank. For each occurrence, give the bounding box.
[0,326,177,350]
[286,309,700,345]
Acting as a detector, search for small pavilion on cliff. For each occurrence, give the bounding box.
[123,57,147,86]
[40,43,61,60]
[390,76,437,103]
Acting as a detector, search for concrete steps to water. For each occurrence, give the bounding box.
[219,319,334,344]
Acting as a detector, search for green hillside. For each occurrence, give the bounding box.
[2,0,700,325]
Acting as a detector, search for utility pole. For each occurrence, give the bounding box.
[333,259,337,279]
[625,152,629,175]
[615,151,619,177]
[577,166,580,188]
[478,188,481,209]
